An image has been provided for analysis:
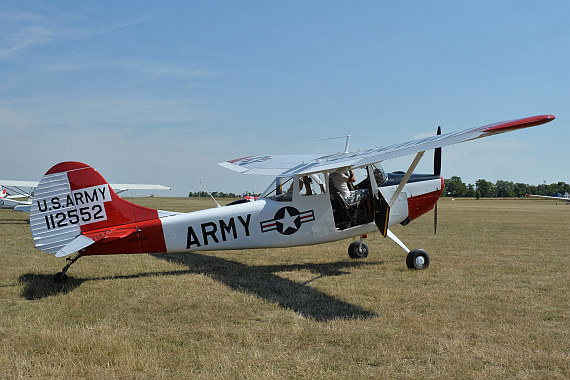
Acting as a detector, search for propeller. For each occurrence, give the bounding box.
[434,126,442,176]
[434,126,442,234]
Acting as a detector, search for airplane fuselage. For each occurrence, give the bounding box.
[79,172,443,256]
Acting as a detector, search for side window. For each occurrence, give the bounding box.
[299,173,326,196]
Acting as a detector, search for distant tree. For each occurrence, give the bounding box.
[467,184,476,197]
[495,180,515,198]
[513,183,529,198]
[476,179,497,198]
[444,176,468,197]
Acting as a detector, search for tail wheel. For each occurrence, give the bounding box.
[348,241,369,259]
[406,248,430,269]
[53,272,68,283]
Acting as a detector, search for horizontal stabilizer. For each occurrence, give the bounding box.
[55,235,95,258]
[84,228,138,243]
[54,227,139,258]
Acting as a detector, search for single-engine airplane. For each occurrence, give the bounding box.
[0,180,38,211]
[27,115,555,282]
[0,180,171,212]
[1,188,27,210]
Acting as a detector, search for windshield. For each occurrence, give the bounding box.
[371,164,387,187]
[260,176,295,201]
[260,174,326,201]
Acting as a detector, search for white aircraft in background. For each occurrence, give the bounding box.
[0,180,38,211]
[526,192,570,204]
[0,180,171,212]
[25,115,555,282]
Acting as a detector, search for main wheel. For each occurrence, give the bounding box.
[406,249,430,269]
[348,241,369,259]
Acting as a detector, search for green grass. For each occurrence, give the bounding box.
[1,198,568,379]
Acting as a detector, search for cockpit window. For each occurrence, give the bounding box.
[260,173,326,201]
[371,164,387,187]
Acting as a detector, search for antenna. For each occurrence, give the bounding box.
[344,135,351,153]
[317,135,351,153]
[200,181,221,208]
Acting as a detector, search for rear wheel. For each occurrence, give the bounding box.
[348,241,369,259]
[406,249,430,269]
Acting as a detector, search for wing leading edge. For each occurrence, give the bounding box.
[219,115,555,176]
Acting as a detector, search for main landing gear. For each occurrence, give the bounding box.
[348,238,369,259]
[53,252,83,283]
[406,248,430,270]
[347,234,430,270]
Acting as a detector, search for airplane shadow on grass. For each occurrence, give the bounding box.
[19,252,381,321]
[154,252,380,321]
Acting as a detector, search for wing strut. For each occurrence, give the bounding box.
[388,151,425,207]
[373,151,425,237]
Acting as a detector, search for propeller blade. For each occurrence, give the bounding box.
[434,125,442,234]
[434,202,438,234]
[434,126,442,176]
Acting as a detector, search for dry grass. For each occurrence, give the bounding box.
[0,197,568,379]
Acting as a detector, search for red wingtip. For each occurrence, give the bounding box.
[483,114,556,134]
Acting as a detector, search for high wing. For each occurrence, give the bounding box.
[0,180,171,193]
[109,184,172,194]
[219,115,555,176]
[0,180,39,188]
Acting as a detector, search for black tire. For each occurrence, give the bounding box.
[348,241,369,259]
[406,249,430,269]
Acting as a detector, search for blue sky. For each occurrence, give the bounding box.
[1,1,568,196]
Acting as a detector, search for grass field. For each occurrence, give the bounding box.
[1,197,568,379]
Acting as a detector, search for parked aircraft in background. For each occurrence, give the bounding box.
[26,115,555,282]
[0,180,171,212]
[0,180,37,211]
[526,192,570,204]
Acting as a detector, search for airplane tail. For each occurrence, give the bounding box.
[0,188,6,198]
[30,162,168,257]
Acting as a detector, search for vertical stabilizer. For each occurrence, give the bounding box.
[30,162,165,255]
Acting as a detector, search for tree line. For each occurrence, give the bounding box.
[444,176,570,198]
[188,178,569,199]
[188,191,259,198]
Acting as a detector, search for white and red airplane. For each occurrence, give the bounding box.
[27,115,555,282]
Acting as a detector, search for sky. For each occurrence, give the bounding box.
[1,0,568,197]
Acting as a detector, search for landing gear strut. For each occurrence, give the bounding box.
[54,252,83,283]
